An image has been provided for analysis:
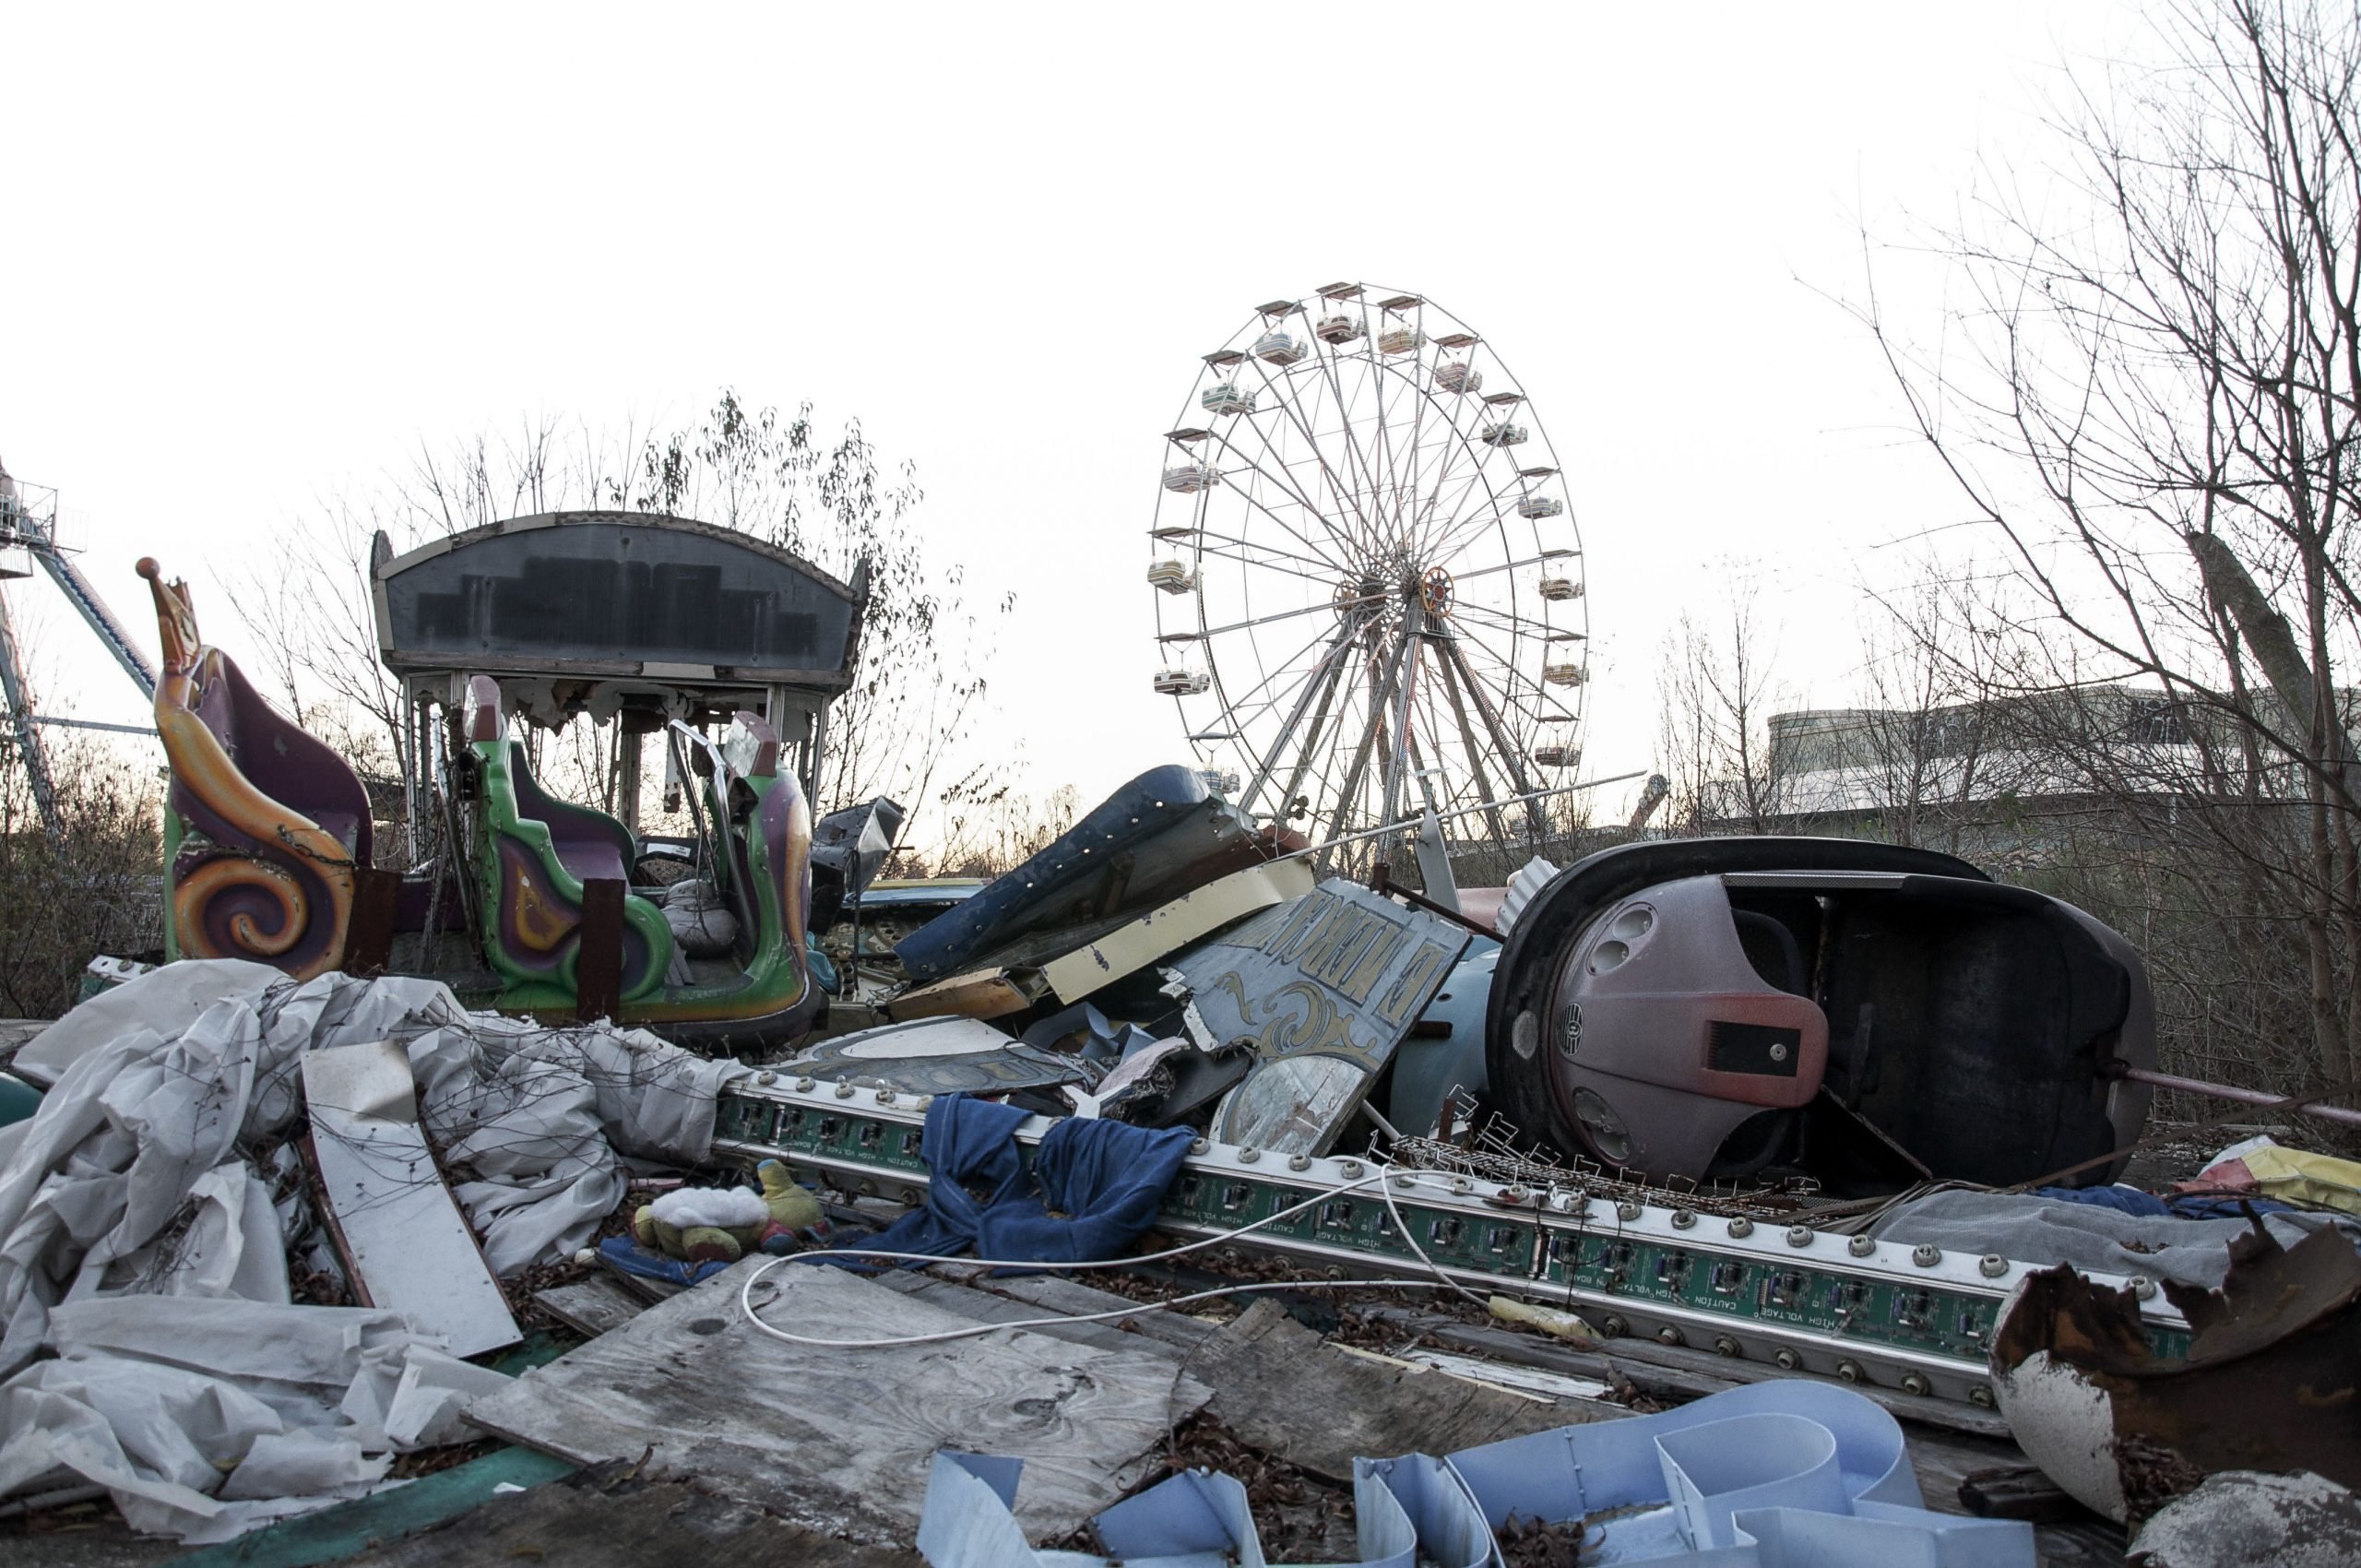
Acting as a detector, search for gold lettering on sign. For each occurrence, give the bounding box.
[1336,923,1413,1004]
[1292,900,1379,980]
[1260,896,1331,963]
[1373,940,1455,1028]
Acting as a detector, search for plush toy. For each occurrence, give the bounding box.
[629,1160,825,1264]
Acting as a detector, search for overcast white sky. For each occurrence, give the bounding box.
[3,3,2152,844]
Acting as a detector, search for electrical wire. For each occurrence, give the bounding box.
[736,1157,1500,1350]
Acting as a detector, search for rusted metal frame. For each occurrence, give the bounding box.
[1368,860,1498,940]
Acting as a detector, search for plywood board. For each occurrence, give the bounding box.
[534,1277,647,1338]
[466,1259,1209,1546]
[882,966,1047,1021]
[302,1041,520,1359]
[1188,1301,1597,1482]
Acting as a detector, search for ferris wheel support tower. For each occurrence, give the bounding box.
[0,456,160,833]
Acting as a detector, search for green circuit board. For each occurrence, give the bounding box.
[713,1086,2195,1378]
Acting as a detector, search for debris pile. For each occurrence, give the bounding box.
[0,766,2356,1565]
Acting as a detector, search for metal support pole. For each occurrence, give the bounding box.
[0,591,59,833]
[2118,1064,2361,1129]
[615,720,643,837]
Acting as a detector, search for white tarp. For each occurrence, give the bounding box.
[0,962,750,1541]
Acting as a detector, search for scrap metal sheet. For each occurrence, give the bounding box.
[301,1041,520,1359]
[1175,880,1469,1155]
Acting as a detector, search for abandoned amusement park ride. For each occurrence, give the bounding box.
[6,286,2348,1559]
[3,285,2164,1200]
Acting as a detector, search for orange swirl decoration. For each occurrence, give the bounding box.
[141,560,357,980]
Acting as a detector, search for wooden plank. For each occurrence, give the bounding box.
[1353,1305,2018,1440]
[595,1254,683,1305]
[466,1259,1210,1547]
[882,965,1046,1021]
[535,1277,647,1338]
[345,865,402,979]
[966,1272,1225,1353]
[869,1271,1191,1361]
[1187,1301,1609,1482]
[575,879,624,1022]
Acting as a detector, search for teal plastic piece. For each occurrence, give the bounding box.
[163,1446,575,1568]
[0,1072,42,1127]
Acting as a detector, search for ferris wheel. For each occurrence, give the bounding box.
[1148,282,1589,856]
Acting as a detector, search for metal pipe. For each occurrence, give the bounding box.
[25,713,159,737]
[1273,771,1648,863]
[2120,1064,2361,1128]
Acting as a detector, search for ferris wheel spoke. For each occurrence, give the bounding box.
[1203,456,1358,578]
[1445,548,1583,588]
[1198,592,1384,645]
[1421,494,1517,569]
[1408,463,1498,564]
[1212,608,1369,730]
[1309,344,1392,558]
[1245,359,1382,564]
[1191,536,1347,588]
[1224,366,1368,555]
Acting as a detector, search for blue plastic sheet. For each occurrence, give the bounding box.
[916,1382,2034,1568]
[849,1092,1196,1266]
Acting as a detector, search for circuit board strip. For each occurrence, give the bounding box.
[713,1078,2190,1408]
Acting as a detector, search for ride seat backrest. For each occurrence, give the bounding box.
[1823,889,2127,1185]
[506,742,635,889]
[194,649,373,865]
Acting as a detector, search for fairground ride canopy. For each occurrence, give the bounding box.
[371,511,868,728]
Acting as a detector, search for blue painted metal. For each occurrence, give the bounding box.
[895,766,1275,985]
[1387,939,1500,1137]
[912,1383,2035,1568]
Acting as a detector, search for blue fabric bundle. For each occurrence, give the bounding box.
[852,1092,1197,1267]
[2033,1183,2293,1220]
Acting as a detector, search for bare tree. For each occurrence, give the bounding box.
[219,394,1005,849]
[1857,0,2361,1090]
[0,732,159,1017]
[1655,570,1792,834]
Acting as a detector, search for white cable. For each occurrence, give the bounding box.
[734,1157,1494,1349]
